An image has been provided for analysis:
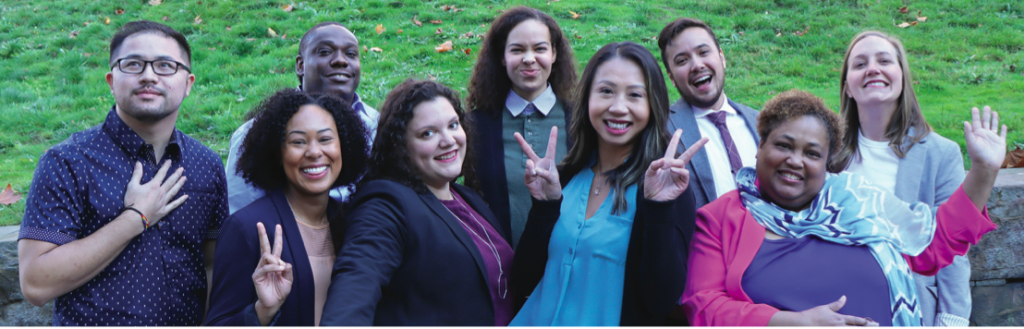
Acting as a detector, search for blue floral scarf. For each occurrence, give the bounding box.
[736,167,935,326]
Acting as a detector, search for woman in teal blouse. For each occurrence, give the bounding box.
[509,42,707,325]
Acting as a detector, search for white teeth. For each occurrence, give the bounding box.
[436,152,455,160]
[607,121,629,130]
[694,75,711,84]
[302,166,327,174]
[780,172,801,180]
[866,81,887,87]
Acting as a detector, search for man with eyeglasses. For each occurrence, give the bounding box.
[17,20,226,325]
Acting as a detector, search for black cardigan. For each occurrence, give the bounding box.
[510,173,696,325]
[468,102,573,242]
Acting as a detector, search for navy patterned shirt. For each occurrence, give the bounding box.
[19,107,228,326]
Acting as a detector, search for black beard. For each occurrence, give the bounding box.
[123,105,177,123]
[677,80,725,110]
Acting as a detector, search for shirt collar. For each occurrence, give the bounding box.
[297,84,369,115]
[692,95,735,119]
[505,84,557,117]
[102,105,183,160]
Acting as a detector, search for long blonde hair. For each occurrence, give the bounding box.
[830,31,932,172]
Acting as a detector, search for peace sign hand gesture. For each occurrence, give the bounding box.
[252,222,293,326]
[514,126,562,201]
[644,129,709,201]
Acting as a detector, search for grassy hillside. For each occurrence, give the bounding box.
[0,0,1021,225]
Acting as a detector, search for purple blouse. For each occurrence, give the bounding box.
[741,235,892,326]
[441,190,515,326]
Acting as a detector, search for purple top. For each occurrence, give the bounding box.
[441,190,515,325]
[741,236,892,326]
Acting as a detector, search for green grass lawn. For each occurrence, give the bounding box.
[1,0,1021,225]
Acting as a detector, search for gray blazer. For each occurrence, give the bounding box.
[666,98,760,209]
[891,129,972,326]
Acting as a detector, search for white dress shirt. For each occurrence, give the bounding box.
[225,93,379,214]
[844,130,900,194]
[692,97,758,197]
[506,84,557,117]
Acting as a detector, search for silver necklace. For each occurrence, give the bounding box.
[443,193,508,299]
[593,163,608,195]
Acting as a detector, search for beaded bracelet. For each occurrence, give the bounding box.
[123,206,149,230]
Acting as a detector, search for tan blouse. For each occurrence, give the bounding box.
[295,219,335,326]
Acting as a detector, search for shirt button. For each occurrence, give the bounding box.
[527,118,532,122]
[158,222,165,228]
[528,131,533,136]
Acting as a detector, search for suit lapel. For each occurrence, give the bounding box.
[269,190,315,325]
[418,190,490,283]
[669,99,717,202]
[895,132,927,202]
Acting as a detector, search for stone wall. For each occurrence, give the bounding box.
[0,240,52,326]
[970,168,1024,326]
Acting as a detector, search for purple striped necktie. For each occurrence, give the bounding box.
[706,111,743,175]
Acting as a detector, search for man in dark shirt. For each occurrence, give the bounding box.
[17,20,227,325]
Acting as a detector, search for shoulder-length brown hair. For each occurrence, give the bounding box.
[830,31,931,172]
[562,42,672,214]
[367,79,477,193]
[465,6,577,117]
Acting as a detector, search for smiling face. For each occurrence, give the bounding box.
[844,36,904,111]
[297,25,361,98]
[281,104,343,197]
[106,33,195,123]
[405,97,467,190]
[664,27,726,110]
[756,115,831,211]
[503,19,556,102]
[588,57,651,153]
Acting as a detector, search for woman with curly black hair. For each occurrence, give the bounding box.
[206,89,368,326]
[320,79,514,326]
[465,6,577,249]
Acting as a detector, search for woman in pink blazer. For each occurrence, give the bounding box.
[681,90,1006,326]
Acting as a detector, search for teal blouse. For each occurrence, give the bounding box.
[510,161,638,326]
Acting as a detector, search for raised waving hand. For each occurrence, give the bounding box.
[514,126,562,201]
[644,129,709,201]
[252,222,293,326]
[964,106,1007,171]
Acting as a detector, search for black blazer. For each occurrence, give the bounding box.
[511,173,696,325]
[468,102,573,242]
[319,179,512,325]
[207,189,338,326]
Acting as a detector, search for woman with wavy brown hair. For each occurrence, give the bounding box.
[466,6,577,249]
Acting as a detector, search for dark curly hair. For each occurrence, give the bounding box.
[756,89,845,167]
[237,89,370,192]
[466,6,577,117]
[368,79,477,193]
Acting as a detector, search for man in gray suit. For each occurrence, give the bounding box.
[657,18,761,208]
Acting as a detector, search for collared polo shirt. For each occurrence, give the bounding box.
[19,107,228,325]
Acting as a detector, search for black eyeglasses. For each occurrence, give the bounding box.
[111,58,191,76]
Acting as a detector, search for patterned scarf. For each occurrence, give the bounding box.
[735,167,934,326]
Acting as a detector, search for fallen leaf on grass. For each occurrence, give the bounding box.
[162,16,169,21]
[574,34,582,39]
[431,20,443,24]
[104,17,110,25]
[435,40,453,53]
[194,15,202,24]
[412,15,422,27]
[436,28,443,35]
[149,0,162,6]
[775,32,782,37]
[69,30,79,38]
[427,73,436,81]
[397,29,403,34]
[84,53,92,57]
[115,8,125,15]
[463,48,471,55]
[282,4,293,12]
[462,31,474,38]
[794,27,809,36]
[225,25,232,31]
[570,11,580,19]
[83,21,91,27]
[738,31,744,36]
[376,24,385,34]
[916,12,927,22]
[442,5,452,11]
[896,21,917,28]
[0,184,22,205]
[1003,146,1024,168]
[362,45,368,52]
[268,28,278,38]
[369,47,383,53]
[898,6,908,14]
